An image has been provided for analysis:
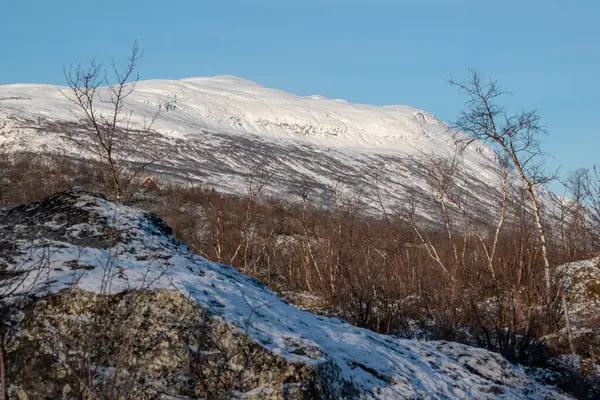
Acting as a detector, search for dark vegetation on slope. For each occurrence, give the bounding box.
[1,151,599,398]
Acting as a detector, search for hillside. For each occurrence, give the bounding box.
[0,76,505,215]
[0,192,572,399]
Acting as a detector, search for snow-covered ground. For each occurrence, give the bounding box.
[0,76,508,215]
[1,192,571,399]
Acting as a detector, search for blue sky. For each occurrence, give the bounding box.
[2,0,599,185]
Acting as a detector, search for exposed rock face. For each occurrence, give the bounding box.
[0,191,171,250]
[0,192,572,399]
[8,290,325,399]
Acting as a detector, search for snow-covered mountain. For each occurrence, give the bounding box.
[0,76,504,214]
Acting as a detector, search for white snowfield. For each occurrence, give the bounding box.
[0,76,465,151]
[0,76,506,213]
[3,193,571,399]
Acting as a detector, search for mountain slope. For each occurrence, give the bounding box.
[0,76,504,215]
[0,192,571,399]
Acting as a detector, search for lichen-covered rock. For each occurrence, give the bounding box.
[6,289,327,399]
[552,258,600,376]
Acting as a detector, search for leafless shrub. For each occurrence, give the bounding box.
[62,41,161,202]
[561,167,600,253]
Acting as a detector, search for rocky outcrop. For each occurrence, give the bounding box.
[553,259,600,367]
[8,290,329,399]
[0,192,572,399]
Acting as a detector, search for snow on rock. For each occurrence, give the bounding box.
[0,192,571,399]
[556,257,600,320]
[552,257,600,357]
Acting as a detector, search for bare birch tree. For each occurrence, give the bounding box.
[450,71,554,303]
[474,152,511,282]
[62,41,160,202]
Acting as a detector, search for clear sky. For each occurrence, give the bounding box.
[2,0,599,186]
